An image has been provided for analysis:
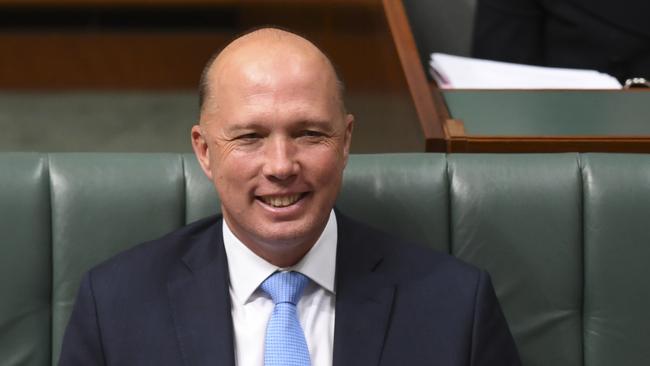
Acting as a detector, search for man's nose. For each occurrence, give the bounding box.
[262,137,298,181]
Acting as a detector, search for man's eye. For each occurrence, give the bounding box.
[301,130,324,138]
[237,133,261,141]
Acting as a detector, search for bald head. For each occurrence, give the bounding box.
[198,28,345,117]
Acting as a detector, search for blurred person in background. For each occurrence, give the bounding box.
[472,0,650,83]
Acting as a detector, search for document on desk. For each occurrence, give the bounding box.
[430,53,622,89]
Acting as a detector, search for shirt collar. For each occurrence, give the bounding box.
[222,210,338,305]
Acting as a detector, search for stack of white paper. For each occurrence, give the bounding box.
[429,53,622,89]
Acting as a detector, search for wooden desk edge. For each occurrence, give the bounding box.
[439,122,650,153]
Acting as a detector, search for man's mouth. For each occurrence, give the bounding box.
[257,193,307,208]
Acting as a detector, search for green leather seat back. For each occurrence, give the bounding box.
[0,153,51,366]
[338,153,449,252]
[582,154,650,366]
[183,154,221,223]
[3,152,650,366]
[449,154,583,366]
[49,154,185,365]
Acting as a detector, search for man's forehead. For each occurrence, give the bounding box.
[213,86,338,128]
[223,59,329,97]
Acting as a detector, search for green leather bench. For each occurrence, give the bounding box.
[2,153,649,366]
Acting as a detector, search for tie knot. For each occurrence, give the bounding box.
[260,271,309,305]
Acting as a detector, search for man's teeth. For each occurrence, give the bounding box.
[262,194,301,208]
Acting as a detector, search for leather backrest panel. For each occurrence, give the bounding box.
[4,152,650,366]
[0,153,51,366]
[49,154,185,365]
[338,154,449,252]
[183,154,221,223]
[582,154,650,366]
[448,154,583,366]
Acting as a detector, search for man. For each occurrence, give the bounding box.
[59,28,521,365]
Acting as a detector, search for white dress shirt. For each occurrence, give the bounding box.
[222,210,337,366]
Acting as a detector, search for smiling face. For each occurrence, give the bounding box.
[192,30,353,267]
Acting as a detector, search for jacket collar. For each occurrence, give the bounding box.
[167,218,236,366]
[333,212,396,366]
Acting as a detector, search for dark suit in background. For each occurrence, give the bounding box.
[472,0,650,82]
[59,213,520,366]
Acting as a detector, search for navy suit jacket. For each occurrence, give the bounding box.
[59,213,521,365]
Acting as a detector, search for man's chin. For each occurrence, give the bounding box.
[224,209,330,260]
[255,228,315,248]
[253,218,325,245]
[243,228,320,267]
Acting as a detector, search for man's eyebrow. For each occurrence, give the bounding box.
[223,119,334,132]
[295,119,335,130]
[222,122,267,132]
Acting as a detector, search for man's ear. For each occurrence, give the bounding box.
[342,113,354,165]
[191,124,214,180]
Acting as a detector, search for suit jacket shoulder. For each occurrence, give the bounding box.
[89,214,222,285]
[336,212,480,285]
[333,213,521,366]
[59,215,235,366]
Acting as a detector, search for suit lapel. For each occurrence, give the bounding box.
[333,214,396,366]
[167,220,235,366]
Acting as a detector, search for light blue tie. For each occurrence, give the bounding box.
[260,271,311,366]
